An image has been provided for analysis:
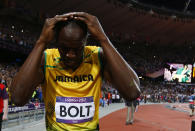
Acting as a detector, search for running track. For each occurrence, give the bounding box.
[100,103,194,131]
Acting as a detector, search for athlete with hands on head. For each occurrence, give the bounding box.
[10,12,140,130]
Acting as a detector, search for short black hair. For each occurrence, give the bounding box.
[53,19,88,42]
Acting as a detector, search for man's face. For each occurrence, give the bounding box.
[57,26,86,70]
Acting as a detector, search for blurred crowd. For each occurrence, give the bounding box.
[0,63,18,105]
[140,81,194,103]
[0,63,42,105]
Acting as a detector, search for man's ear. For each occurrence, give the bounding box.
[83,35,88,45]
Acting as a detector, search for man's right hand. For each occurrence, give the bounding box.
[37,13,75,45]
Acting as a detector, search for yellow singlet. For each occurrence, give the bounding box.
[42,46,102,131]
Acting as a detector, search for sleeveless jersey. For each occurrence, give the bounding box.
[41,46,102,131]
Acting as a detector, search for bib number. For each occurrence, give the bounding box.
[55,96,95,124]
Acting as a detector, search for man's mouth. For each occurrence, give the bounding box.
[62,59,77,66]
[61,58,82,69]
[66,61,75,65]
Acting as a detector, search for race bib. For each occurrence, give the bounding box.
[55,96,95,124]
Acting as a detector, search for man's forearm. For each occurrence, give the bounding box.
[3,99,8,116]
[100,37,140,101]
[10,41,46,106]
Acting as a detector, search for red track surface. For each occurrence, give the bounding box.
[100,104,195,131]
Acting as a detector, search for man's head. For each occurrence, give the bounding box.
[54,19,88,69]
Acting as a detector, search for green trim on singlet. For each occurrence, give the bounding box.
[84,49,97,59]
[45,65,65,70]
[44,52,47,75]
[54,57,61,63]
[46,65,56,68]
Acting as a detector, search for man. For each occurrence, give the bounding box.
[10,12,140,130]
[0,83,8,130]
[125,99,137,125]
[189,94,195,117]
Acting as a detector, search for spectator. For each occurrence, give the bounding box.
[125,100,137,125]
[0,83,8,130]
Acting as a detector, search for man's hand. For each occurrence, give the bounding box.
[2,113,8,121]
[38,13,75,45]
[72,12,108,42]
